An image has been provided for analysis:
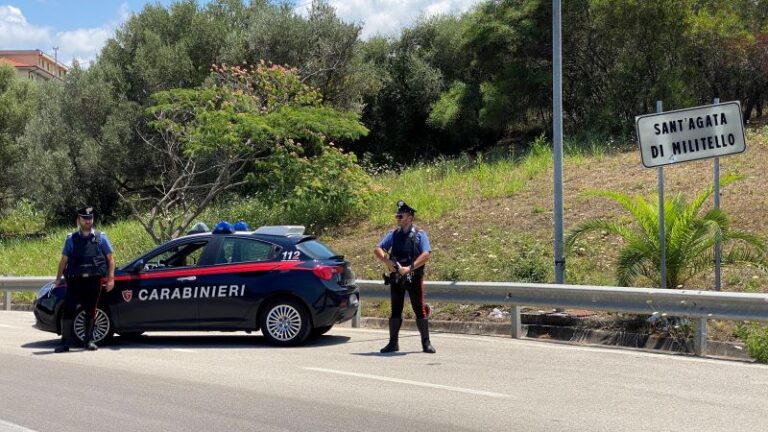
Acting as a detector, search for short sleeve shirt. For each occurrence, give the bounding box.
[62,231,114,257]
[377,227,431,254]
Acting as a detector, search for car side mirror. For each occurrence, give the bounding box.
[131,259,144,273]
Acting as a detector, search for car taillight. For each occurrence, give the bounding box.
[312,265,346,281]
[312,265,335,281]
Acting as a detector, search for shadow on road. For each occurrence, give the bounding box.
[22,333,352,353]
[350,334,423,357]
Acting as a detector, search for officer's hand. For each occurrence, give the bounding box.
[387,263,397,273]
[398,265,411,276]
[105,279,115,292]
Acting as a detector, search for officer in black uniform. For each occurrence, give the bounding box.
[53,206,115,352]
[374,201,435,354]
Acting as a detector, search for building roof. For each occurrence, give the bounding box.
[0,58,31,67]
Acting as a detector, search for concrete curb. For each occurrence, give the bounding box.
[357,317,752,361]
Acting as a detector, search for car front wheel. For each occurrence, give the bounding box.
[72,307,114,344]
[260,299,311,346]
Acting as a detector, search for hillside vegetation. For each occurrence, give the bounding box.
[326,126,768,294]
[3,128,767,298]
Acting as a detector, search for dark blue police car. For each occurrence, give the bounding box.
[34,223,359,346]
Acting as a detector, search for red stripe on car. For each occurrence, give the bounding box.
[114,261,304,281]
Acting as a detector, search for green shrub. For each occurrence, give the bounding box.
[250,143,373,229]
[0,199,45,235]
[509,244,550,283]
[745,324,768,363]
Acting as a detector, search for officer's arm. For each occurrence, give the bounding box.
[374,247,397,273]
[411,251,431,270]
[105,253,115,292]
[54,255,67,285]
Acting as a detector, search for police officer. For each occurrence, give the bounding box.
[374,200,435,354]
[53,206,115,352]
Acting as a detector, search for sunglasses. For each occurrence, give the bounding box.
[395,214,408,219]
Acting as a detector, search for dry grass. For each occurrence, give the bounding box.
[327,127,768,293]
[325,126,768,340]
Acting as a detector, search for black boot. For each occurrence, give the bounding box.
[84,320,98,351]
[55,319,73,353]
[416,318,436,354]
[380,318,402,353]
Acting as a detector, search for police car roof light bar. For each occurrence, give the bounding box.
[233,220,250,231]
[213,220,235,234]
[253,225,306,236]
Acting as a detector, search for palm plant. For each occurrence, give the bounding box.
[566,176,766,288]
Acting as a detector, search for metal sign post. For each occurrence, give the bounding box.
[656,101,667,289]
[636,100,747,290]
[713,98,721,291]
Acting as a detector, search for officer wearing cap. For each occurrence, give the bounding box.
[53,206,115,352]
[374,200,435,353]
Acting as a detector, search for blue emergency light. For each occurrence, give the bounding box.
[212,220,235,234]
[233,220,250,231]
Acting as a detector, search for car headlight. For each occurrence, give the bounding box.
[36,281,54,300]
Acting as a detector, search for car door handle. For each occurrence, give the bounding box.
[177,276,196,282]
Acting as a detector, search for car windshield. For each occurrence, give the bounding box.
[297,239,341,260]
[128,240,207,271]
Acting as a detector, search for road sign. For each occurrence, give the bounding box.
[635,101,746,168]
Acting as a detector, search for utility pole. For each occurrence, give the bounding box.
[52,46,59,77]
[553,0,565,285]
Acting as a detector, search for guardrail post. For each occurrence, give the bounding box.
[3,290,10,311]
[352,300,361,328]
[510,305,522,339]
[694,318,708,356]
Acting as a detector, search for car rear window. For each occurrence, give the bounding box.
[215,237,276,264]
[297,239,341,260]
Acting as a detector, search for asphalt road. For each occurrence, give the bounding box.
[1,311,767,432]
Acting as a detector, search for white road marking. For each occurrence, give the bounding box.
[0,419,38,432]
[0,324,19,329]
[343,327,767,369]
[303,367,510,398]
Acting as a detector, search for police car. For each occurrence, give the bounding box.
[33,222,359,346]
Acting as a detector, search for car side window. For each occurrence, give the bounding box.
[214,238,275,264]
[143,241,208,270]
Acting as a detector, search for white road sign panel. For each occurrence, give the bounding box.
[635,101,746,168]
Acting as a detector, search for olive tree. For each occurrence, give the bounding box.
[125,63,367,243]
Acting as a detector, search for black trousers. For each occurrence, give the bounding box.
[61,276,102,322]
[390,275,427,319]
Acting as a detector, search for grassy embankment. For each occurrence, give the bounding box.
[0,138,581,276]
[3,129,768,331]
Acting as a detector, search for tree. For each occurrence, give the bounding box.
[125,63,367,243]
[219,0,370,111]
[356,16,467,162]
[463,0,552,135]
[0,64,37,212]
[563,0,698,136]
[17,66,139,223]
[565,177,766,288]
[97,0,244,103]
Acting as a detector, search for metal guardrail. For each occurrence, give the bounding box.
[4,276,768,356]
[0,277,51,311]
[354,279,768,356]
